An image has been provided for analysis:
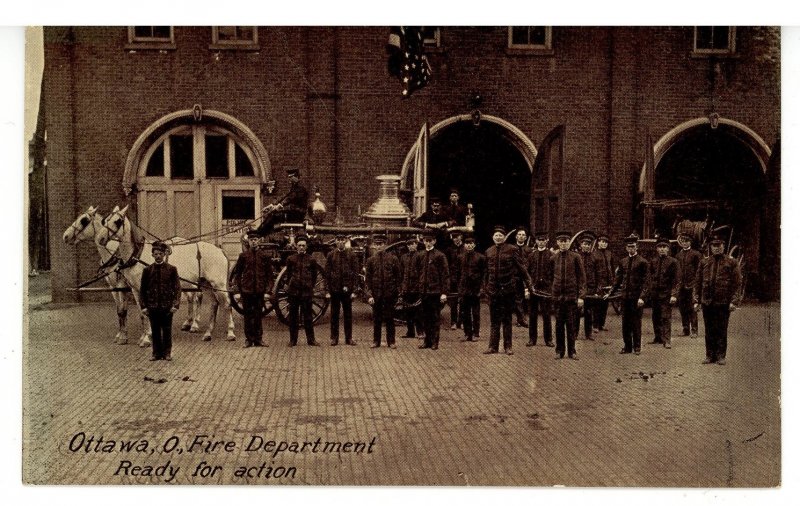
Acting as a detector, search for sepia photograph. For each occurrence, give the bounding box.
[11,8,792,498]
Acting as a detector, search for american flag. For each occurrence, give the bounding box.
[387,27,432,97]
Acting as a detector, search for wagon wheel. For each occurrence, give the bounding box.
[272,253,330,325]
[228,292,274,317]
[393,294,421,326]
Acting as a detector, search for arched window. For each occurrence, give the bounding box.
[136,122,263,262]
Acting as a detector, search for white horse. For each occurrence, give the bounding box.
[63,206,205,345]
[96,205,236,344]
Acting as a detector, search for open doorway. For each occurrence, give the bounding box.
[427,121,531,248]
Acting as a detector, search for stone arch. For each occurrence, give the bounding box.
[122,108,272,191]
[638,116,772,193]
[399,114,538,189]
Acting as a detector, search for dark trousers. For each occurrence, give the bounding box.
[678,287,698,334]
[147,308,173,359]
[594,298,610,330]
[702,304,731,361]
[554,300,577,357]
[448,287,461,326]
[372,297,396,346]
[403,292,424,337]
[576,298,593,338]
[461,295,481,338]
[528,295,552,344]
[329,292,353,343]
[651,298,673,345]
[514,283,528,323]
[621,299,643,352]
[288,295,315,345]
[489,293,515,351]
[421,294,443,347]
[242,293,265,344]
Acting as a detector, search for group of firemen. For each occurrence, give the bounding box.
[141,175,742,366]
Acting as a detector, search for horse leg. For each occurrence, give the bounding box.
[113,290,129,345]
[129,288,152,348]
[190,291,203,332]
[181,292,202,332]
[200,287,215,341]
[223,293,236,340]
[180,292,194,331]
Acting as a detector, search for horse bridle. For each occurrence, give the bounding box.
[66,213,98,240]
[101,211,126,243]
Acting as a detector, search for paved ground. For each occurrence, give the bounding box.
[23,279,780,486]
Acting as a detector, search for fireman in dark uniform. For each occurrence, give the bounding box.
[550,231,586,360]
[256,168,309,236]
[458,232,486,342]
[694,233,742,365]
[140,240,181,361]
[648,237,680,348]
[607,234,649,355]
[445,187,467,227]
[412,229,450,350]
[400,236,424,339]
[284,234,324,347]
[412,197,451,247]
[676,233,702,337]
[483,226,533,356]
[577,233,600,341]
[513,227,532,328]
[229,231,274,348]
[526,231,554,347]
[593,233,616,332]
[446,230,465,330]
[325,233,359,346]
[365,233,402,349]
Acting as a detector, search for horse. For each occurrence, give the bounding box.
[62,206,205,345]
[96,205,236,344]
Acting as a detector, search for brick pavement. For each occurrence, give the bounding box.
[23,297,780,486]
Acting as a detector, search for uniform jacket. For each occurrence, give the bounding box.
[648,254,680,300]
[140,262,181,310]
[412,248,450,295]
[279,182,309,218]
[579,250,601,293]
[445,203,467,226]
[484,243,532,297]
[550,250,587,301]
[413,209,451,228]
[594,248,617,287]
[283,252,325,297]
[365,250,402,299]
[229,249,274,295]
[612,254,650,301]
[458,249,487,296]
[676,247,702,289]
[446,243,465,290]
[693,254,742,306]
[325,248,359,293]
[400,251,418,294]
[527,248,554,291]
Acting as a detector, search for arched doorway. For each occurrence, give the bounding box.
[123,108,272,264]
[640,117,771,296]
[400,115,537,248]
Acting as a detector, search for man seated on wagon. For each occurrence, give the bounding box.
[255,168,309,237]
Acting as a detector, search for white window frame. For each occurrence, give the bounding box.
[210,26,260,50]
[126,26,175,51]
[140,125,259,183]
[508,26,552,50]
[693,26,736,56]
[422,27,441,48]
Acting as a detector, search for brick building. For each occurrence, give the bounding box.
[42,26,780,302]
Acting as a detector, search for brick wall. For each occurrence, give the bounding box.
[44,26,780,301]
